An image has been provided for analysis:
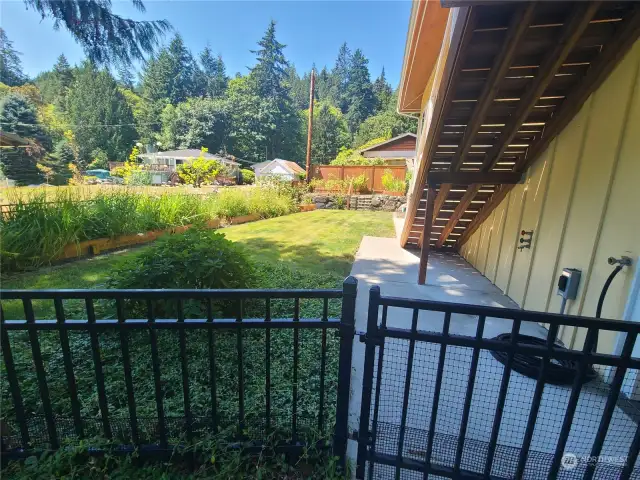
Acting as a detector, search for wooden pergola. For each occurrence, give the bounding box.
[399,1,640,284]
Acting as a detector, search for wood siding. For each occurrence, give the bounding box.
[459,40,640,355]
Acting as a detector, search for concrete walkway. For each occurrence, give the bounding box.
[346,231,638,478]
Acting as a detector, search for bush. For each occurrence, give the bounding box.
[240,168,255,184]
[350,173,370,193]
[107,228,253,316]
[211,186,297,219]
[382,169,406,193]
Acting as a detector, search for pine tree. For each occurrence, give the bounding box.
[0,28,26,86]
[373,67,393,112]
[0,93,50,184]
[200,47,228,98]
[345,49,375,133]
[166,34,198,103]
[315,66,333,103]
[66,62,137,165]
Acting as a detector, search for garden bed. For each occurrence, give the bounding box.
[55,206,315,262]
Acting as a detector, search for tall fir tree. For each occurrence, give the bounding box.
[373,67,393,113]
[247,21,302,161]
[51,54,73,109]
[306,101,349,164]
[344,49,375,133]
[0,93,51,184]
[117,62,136,89]
[0,28,26,86]
[66,62,137,165]
[199,47,228,98]
[315,66,333,103]
[330,43,351,112]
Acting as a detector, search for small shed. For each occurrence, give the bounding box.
[252,159,305,181]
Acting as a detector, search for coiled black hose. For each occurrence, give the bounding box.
[489,333,597,385]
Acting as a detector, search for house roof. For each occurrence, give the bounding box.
[251,160,272,173]
[138,149,240,166]
[255,159,305,175]
[359,133,417,154]
[400,1,640,251]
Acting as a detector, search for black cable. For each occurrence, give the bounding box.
[489,333,597,385]
[596,265,623,319]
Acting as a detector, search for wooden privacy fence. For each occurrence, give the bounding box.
[312,165,406,193]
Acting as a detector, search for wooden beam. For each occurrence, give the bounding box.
[481,1,601,172]
[418,184,451,248]
[448,2,536,172]
[518,4,640,172]
[456,185,512,247]
[418,188,436,285]
[436,184,481,248]
[427,171,522,185]
[400,7,473,248]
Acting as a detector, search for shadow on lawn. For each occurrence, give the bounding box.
[234,236,356,278]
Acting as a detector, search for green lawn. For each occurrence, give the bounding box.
[1,210,393,477]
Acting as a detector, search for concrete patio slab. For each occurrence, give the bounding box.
[346,234,638,478]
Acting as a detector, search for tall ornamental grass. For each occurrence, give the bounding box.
[1,186,299,273]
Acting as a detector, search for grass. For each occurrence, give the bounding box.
[1,186,300,273]
[1,211,394,477]
[1,210,395,320]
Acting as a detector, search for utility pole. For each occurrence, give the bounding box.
[305,68,315,183]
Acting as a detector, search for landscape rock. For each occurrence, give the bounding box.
[309,193,406,212]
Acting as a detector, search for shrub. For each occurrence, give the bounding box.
[350,173,370,193]
[382,169,406,193]
[107,228,253,316]
[240,168,255,184]
[177,147,222,187]
[211,186,297,219]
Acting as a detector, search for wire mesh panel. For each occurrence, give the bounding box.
[357,286,640,480]
[0,280,357,467]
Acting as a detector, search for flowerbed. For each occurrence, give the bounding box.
[1,186,304,273]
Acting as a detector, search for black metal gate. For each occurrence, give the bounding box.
[356,285,640,479]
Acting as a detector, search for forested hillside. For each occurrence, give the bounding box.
[0,19,416,185]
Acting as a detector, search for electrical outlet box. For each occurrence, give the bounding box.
[557,268,581,300]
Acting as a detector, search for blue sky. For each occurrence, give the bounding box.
[1,1,412,87]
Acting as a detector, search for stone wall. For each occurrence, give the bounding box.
[307,193,406,212]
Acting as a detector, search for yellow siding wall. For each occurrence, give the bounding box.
[460,40,640,354]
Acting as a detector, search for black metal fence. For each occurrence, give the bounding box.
[0,277,357,466]
[357,286,640,479]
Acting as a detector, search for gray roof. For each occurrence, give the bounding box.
[251,160,272,173]
[253,159,305,176]
[138,149,240,166]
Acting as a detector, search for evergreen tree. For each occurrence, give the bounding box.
[0,93,50,184]
[373,67,393,112]
[117,62,136,89]
[344,49,375,133]
[51,54,73,108]
[315,66,333,103]
[139,35,199,142]
[287,65,310,111]
[329,43,351,112]
[0,28,26,86]
[246,21,302,160]
[22,0,170,66]
[66,62,137,165]
[199,47,228,98]
[305,101,349,164]
[250,21,289,99]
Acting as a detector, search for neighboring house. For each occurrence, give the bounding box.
[359,132,416,169]
[136,149,241,184]
[398,0,640,367]
[252,158,305,181]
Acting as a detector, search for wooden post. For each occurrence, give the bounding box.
[418,187,435,285]
[305,69,315,183]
